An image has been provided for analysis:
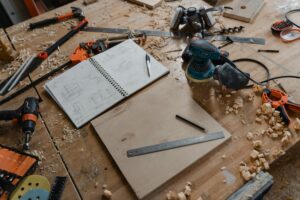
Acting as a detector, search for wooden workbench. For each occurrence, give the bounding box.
[1,0,300,199]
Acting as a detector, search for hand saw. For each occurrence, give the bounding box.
[82,26,265,45]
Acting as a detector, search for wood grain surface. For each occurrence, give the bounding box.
[92,77,231,199]
[1,0,300,199]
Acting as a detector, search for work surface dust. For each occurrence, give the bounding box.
[265,141,300,200]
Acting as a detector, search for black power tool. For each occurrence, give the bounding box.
[170,6,219,36]
[182,39,250,90]
[0,97,39,150]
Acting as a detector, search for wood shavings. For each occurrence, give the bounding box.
[183,185,192,197]
[261,103,273,115]
[294,118,300,130]
[0,48,32,76]
[273,123,283,131]
[255,117,262,124]
[247,132,254,140]
[253,140,263,149]
[256,108,262,116]
[241,168,252,181]
[166,182,192,200]
[245,93,254,101]
[166,191,179,200]
[250,150,259,159]
[28,150,45,165]
[252,84,265,94]
[177,192,187,200]
[241,119,247,125]
[270,133,278,139]
[103,188,112,199]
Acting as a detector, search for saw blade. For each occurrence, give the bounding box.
[83,26,186,37]
[83,27,265,45]
[207,35,266,45]
[127,131,224,157]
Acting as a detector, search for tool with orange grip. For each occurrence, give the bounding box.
[262,88,300,124]
[0,145,38,199]
[70,33,147,64]
[0,97,39,150]
[28,7,85,30]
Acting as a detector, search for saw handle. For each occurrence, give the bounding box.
[29,17,59,30]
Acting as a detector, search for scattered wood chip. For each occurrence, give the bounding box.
[221,154,226,159]
[294,118,300,130]
[247,132,254,140]
[103,189,112,199]
[177,192,187,200]
[166,191,178,200]
[250,150,259,159]
[261,103,272,115]
[253,140,263,149]
[255,117,262,124]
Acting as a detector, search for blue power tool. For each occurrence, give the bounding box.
[182,39,250,90]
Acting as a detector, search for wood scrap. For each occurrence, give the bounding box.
[127,0,163,9]
[223,0,265,23]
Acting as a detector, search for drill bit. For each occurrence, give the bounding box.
[23,131,33,150]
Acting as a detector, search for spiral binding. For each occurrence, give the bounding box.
[89,58,128,97]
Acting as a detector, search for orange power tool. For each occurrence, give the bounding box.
[0,97,39,150]
[70,33,147,64]
[0,145,38,199]
[29,7,85,30]
[262,88,300,124]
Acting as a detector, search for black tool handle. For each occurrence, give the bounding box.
[29,17,59,30]
[45,19,88,55]
[0,110,19,121]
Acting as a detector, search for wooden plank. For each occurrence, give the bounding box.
[127,0,163,9]
[92,77,231,199]
[223,0,265,23]
[3,0,300,199]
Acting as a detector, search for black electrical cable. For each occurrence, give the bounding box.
[285,9,300,29]
[261,75,300,83]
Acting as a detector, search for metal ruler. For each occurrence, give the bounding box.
[127,131,224,157]
[83,27,265,45]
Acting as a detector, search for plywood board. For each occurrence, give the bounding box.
[128,0,163,9]
[223,0,265,23]
[92,78,231,199]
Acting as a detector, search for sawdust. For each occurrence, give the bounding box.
[28,149,45,165]
[54,125,81,147]
[0,48,32,76]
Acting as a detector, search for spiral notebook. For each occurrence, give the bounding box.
[44,39,169,128]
